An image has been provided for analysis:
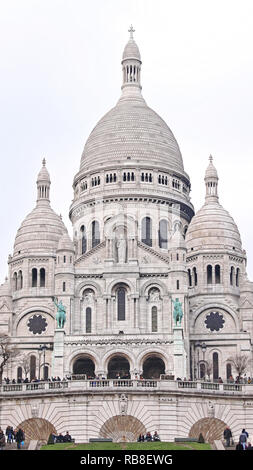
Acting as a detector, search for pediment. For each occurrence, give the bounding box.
[0,301,11,312]
[137,241,170,266]
[240,297,253,309]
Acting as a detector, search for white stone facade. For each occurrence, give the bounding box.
[1,28,253,442]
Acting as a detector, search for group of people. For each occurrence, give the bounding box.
[224,427,253,450]
[51,431,73,443]
[0,426,25,450]
[3,376,65,384]
[137,431,161,442]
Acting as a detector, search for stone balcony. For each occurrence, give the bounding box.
[0,379,251,396]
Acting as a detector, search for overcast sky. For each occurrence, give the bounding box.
[0,0,253,283]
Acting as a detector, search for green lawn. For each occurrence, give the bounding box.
[41,441,211,451]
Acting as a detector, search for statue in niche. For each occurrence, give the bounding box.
[149,289,160,302]
[116,233,127,263]
[119,394,128,415]
[83,290,94,305]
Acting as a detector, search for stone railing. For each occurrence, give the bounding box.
[0,379,249,395]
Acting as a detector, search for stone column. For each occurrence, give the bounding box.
[52,329,65,378]
[173,326,187,379]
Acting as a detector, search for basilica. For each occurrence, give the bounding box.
[1,27,253,388]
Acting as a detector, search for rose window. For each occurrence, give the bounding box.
[204,312,225,332]
[27,315,48,335]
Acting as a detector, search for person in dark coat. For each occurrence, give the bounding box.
[223,427,232,447]
[15,428,25,450]
[0,429,6,450]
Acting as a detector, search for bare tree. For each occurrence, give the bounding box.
[0,334,20,384]
[17,354,31,379]
[228,354,251,381]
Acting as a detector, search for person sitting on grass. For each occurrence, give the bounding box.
[153,431,161,441]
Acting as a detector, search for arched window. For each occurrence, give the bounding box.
[92,221,100,248]
[17,367,22,382]
[215,265,221,284]
[117,286,126,321]
[207,265,212,284]
[230,266,234,286]
[40,268,45,287]
[13,272,18,291]
[158,219,168,249]
[188,269,192,287]
[151,306,158,332]
[86,307,92,333]
[213,352,219,381]
[32,268,37,287]
[199,362,206,380]
[236,268,240,287]
[81,225,87,254]
[30,355,36,381]
[141,217,152,247]
[226,363,232,381]
[193,267,197,286]
[17,270,23,290]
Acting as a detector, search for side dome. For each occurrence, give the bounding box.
[13,160,67,257]
[57,232,75,252]
[185,156,242,252]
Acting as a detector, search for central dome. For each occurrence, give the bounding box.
[79,96,185,175]
[78,28,188,181]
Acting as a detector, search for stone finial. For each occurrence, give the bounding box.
[42,158,46,166]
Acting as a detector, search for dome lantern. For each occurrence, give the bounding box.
[204,155,219,203]
[36,158,51,205]
[121,25,142,91]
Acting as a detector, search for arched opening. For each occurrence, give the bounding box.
[117,286,126,321]
[151,306,158,332]
[189,417,228,443]
[142,356,165,379]
[236,268,240,287]
[17,366,22,382]
[207,265,212,284]
[32,268,37,287]
[86,307,92,333]
[213,352,219,381]
[18,418,56,442]
[40,268,46,287]
[141,217,152,247]
[30,355,36,381]
[107,355,130,379]
[230,266,234,286]
[100,415,146,443]
[158,219,168,249]
[73,356,95,378]
[92,220,100,248]
[13,272,18,291]
[215,265,221,284]
[188,269,192,287]
[226,363,232,380]
[193,267,198,286]
[17,270,23,290]
[199,362,206,379]
[81,225,87,254]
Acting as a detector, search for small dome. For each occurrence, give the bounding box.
[122,25,141,62]
[57,232,75,252]
[13,161,67,257]
[122,38,141,61]
[37,158,50,183]
[186,201,242,252]
[186,157,242,252]
[0,277,11,297]
[13,205,67,256]
[205,155,218,180]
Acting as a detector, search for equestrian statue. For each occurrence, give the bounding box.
[172,298,183,326]
[52,297,66,329]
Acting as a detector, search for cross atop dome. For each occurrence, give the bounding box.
[42,157,46,166]
[128,24,135,39]
[209,154,213,163]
